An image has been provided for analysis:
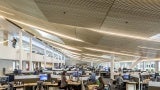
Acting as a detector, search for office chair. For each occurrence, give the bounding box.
[7,82,15,90]
[36,81,44,90]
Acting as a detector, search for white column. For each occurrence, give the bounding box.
[19,31,23,70]
[52,51,54,69]
[29,36,33,71]
[111,55,115,80]
[91,61,93,67]
[44,46,47,69]
[22,61,26,71]
[155,61,159,73]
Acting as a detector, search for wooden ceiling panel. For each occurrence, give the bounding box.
[34,0,114,28]
[101,0,160,37]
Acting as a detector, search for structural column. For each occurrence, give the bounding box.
[44,46,47,69]
[29,36,33,71]
[111,55,115,80]
[3,31,8,46]
[52,51,54,69]
[155,61,159,73]
[91,61,93,67]
[19,31,23,70]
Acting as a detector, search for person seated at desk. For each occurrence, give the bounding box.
[116,74,124,88]
[95,77,105,90]
[60,71,68,90]
[36,81,44,90]
[88,71,97,84]
[139,73,144,82]
[34,67,39,75]
[13,69,18,75]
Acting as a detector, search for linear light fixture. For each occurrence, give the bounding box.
[138,46,160,51]
[0,10,14,15]
[84,53,102,57]
[85,28,160,42]
[63,50,82,55]
[2,17,83,42]
[0,40,9,43]
[142,58,160,61]
[85,47,140,57]
[54,23,159,42]
[39,37,82,51]
[0,15,5,19]
[120,51,139,55]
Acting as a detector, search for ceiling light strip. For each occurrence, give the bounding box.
[138,46,160,51]
[85,47,140,57]
[2,17,83,42]
[0,40,9,43]
[0,10,14,15]
[39,37,81,51]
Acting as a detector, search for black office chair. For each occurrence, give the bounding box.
[36,81,44,90]
[7,82,15,90]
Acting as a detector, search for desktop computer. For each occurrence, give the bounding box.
[156,76,160,82]
[0,76,9,84]
[39,74,48,81]
[155,73,159,78]
[123,74,130,80]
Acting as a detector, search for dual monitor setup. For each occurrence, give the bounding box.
[122,73,160,82]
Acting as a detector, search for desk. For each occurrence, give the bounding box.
[0,87,6,90]
[0,82,58,90]
[67,81,81,90]
[87,85,99,90]
[126,82,137,90]
[67,81,81,86]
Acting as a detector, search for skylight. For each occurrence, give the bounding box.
[34,28,64,44]
[149,34,160,40]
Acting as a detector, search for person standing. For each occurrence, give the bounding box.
[11,37,17,48]
[60,71,68,90]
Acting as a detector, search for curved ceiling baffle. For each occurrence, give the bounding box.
[0,0,160,62]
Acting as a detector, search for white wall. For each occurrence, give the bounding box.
[65,59,91,66]
[0,59,13,75]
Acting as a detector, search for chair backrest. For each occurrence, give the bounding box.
[104,84,111,90]
[36,81,44,90]
[7,82,14,90]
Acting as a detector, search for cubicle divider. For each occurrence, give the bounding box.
[148,81,160,90]
[14,74,52,83]
[15,75,40,83]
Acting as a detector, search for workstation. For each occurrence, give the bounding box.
[0,0,160,90]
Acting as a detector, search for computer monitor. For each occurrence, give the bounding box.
[155,73,159,78]
[104,67,109,72]
[72,71,82,77]
[17,70,22,75]
[0,76,9,84]
[156,76,160,82]
[7,75,14,82]
[123,74,130,80]
[39,74,48,81]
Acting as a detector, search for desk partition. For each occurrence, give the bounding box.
[148,81,160,90]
